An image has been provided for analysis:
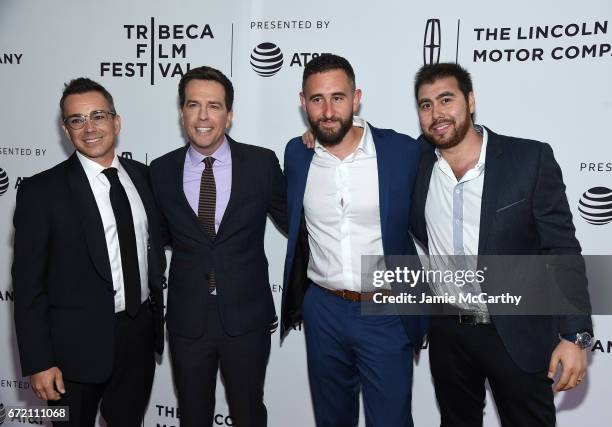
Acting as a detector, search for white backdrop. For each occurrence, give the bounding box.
[1,0,611,425]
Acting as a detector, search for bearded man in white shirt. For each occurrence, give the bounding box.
[281,54,428,427]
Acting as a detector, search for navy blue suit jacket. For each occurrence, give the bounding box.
[280,124,429,346]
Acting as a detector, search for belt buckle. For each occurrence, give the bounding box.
[344,290,356,302]
[343,289,360,302]
[459,312,490,325]
[459,314,477,325]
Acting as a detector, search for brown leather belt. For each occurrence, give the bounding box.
[318,285,391,302]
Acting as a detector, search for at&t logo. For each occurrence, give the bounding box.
[578,186,612,225]
[0,403,6,425]
[250,42,284,77]
[250,42,329,77]
[0,168,9,196]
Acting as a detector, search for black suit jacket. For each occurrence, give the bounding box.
[149,136,286,338]
[411,128,593,372]
[12,153,165,383]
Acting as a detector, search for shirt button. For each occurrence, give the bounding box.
[455,189,461,194]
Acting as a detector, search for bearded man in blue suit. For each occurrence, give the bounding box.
[280,54,428,427]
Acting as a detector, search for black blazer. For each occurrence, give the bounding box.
[149,137,286,338]
[12,153,165,383]
[411,128,593,372]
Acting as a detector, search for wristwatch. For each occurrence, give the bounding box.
[560,331,593,349]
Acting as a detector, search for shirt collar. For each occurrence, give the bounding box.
[76,150,123,182]
[186,136,231,166]
[434,124,488,171]
[314,116,373,156]
[474,125,487,170]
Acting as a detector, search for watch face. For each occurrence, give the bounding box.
[577,332,593,348]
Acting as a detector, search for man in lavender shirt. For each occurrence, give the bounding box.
[150,66,286,427]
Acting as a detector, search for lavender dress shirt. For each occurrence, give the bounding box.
[183,137,232,233]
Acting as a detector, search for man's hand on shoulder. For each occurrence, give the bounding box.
[302,129,315,149]
[31,366,65,401]
[548,339,587,392]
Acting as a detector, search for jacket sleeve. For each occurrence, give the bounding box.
[12,178,56,376]
[149,162,172,248]
[532,143,593,335]
[267,151,288,235]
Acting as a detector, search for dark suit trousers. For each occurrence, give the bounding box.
[49,302,155,427]
[303,284,414,427]
[429,316,555,427]
[169,297,270,427]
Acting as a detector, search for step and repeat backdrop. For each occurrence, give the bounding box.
[1,0,611,425]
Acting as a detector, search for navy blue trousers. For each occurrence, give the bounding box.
[303,284,414,427]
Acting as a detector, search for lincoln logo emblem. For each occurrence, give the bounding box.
[423,19,441,65]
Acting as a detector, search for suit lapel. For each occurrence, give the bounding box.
[217,137,246,238]
[478,129,504,254]
[67,153,113,287]
[370,126,392,254]
[413,139,437,248]
[120,158,154,224]
[174,145,210,242]
[412,130,503,254]
[291,145,314,235]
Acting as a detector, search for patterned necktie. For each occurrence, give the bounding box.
[102,167,141,317]
[198,156,216,238]
[198,157,217,294]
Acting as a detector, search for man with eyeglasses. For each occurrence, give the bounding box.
[12,77,165,426]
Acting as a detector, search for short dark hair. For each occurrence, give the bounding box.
[60,78,115,117]
[302,53,356,91]
[414,62,473,102]
[178,66,234,111]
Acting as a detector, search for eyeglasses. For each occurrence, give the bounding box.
[63,110,116,130]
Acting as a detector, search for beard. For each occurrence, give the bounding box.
[309,115,353,147]
[423,114,471,150]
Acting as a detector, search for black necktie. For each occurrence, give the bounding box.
[198,157,217,293]
[102,167,141,317]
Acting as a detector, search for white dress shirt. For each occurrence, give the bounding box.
[303,116,384,292]
[77,152,150,313]
[425,125,488,311]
